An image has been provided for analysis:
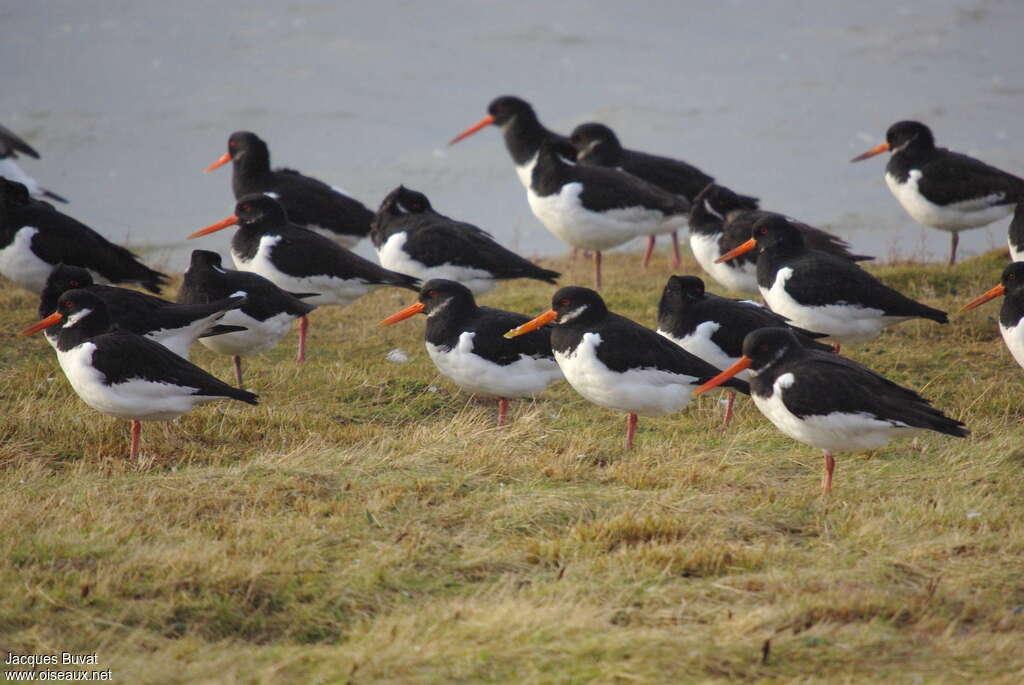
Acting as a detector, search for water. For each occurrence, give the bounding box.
[3,0,1022,271]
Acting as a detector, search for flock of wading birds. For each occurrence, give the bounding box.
[4,97,1024,493]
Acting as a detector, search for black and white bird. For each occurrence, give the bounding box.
[505,286,749,448]
[960,261,1024,371]
[379,279,563,425]
[19,290,259,459]
[205,131,374,248]
[716,215,947,346]
[38,264,244,358]
[189,194,418,361]
[0,178,167,294]
[448,95,576,190]
[178,250,318,387]
[0,122,67,203]
[695,327,968,494]
[527,139,690,289]
[656,274,830,424]
[852,120,1024,265]
[569,122,715,269]
[370,185,560,295]
[1008,202,1024,263]
[689,183,873,294]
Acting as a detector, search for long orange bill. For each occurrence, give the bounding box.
[449,114,495,145]
[504,309,557,338]
[694,356,752,396]
[850,141,890,162]
[188,215,239,239]
[18,312,63,337]
[715,238,757,263]
[959,283,1006,313]
[204,152,232,173]
[378,301,425,326]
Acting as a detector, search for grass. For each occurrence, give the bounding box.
[1,247,1023,683]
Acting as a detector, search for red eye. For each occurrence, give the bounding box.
[63,301,75,309]
[229,140,236,148]
[758,344,768,351]
[242,205,251,212]
[69,281,80,287]
[760,227,768,235]
[428,290,438,298]
[1010,274,1017,281]
[559,299,570,306]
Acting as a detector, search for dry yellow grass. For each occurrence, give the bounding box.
[1,247,1023,683]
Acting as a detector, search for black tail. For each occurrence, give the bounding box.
[227,387,259,405]
[850,253,875,262]
[928,414,969,438]
[383,269,421,291]
[41,188,69,203]
[920,306,949,324]
[528,265,561,285]
[200,324,248,338]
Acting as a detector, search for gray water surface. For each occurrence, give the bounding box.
[4,0,1023,271]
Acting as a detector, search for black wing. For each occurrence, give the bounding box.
[272,226,419,289]
[0,123,40,159]
[574,166,692,215]
[726,210,873,262]
[618,148,714,201]
[268,169,374,238]
[403,223,559,283]
[470,307,555,365]
[916,150,1024,206]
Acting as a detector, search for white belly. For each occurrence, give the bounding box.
[426,334,562,399]
[555,332,697,416]
[231,235,377,307]
[886,170,1013,230]
[0,227,52,293]
[659,323,749,380]
[514,153,538,189]
[57,343,217,421]
[378,232,497,295]
[761,267,902,344]
[999,321,1024,371]
[689,232,759,293]
[200,310,296,356]
[754,372,916,452]
[527,182,652,251]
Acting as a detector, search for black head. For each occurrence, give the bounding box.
[379,185,433,216]
[658,275,706,318]
[1002,261,1024,295]
[53,289,112,339]
[419,278,476,316]
[487,96,535,126]
[0,177,32,208]
[694,183,760,215]
[740,327,803,372]
[226,131,269,162]
[187,249,225,272]
[885,120,935,153]
[751,215,805,255]
[549,286,609,326]
[44,264,94,294]
[235,193,288,227]
[569,122,619,153]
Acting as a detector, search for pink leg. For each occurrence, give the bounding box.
[670,232,681,269]
[130,420,141,459]
[722,391,736,426]
[642,235,656,268]
[497,398,509,427]
[831,343,841,355]
[594,251,603,290]
[625,412,638,449]
[297,315,308,363]
[822,451,836,494]
[233,355,244,388]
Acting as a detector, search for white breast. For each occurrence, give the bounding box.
[0,227,53,293]
[514,153,538,189]
[1008,237,1024,264]
[753,372,916,452]
[886,170,1013,230]
[555,332,698,417]
[658,322,747,379]
[689,232,759,293]
[425,333,562,399]
[999,321,1024,371]
[527,182,655,251]
[377,232,497,296]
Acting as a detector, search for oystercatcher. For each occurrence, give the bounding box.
[379,279,563,425]
[205,131,374,247]
[505,286,749,448]
[716,215,947,345]
[657,274,830,424]
[852,120,1024,265]
[189,194,418,361]
[960,261,1024,371]
[448,95,575,189]
[1009,202,1024,263]
[178,250,318,387]
[569,122,715,268]
[690,183,873,294]
[0,178,167,294]
[38,263,244,358]
[19,290,259,459]
[695,327,968,494]
[0,122,67,203]
[371,185,560,295]
[527,139,690,289]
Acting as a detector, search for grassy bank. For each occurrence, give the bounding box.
[1,247,1022,683]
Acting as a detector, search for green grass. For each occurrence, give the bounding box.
[2,248,1023,683]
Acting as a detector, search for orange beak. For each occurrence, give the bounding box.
[715,238,757,263]
[504,309,557,338]
[694,356,752,395]
[18,312,63,337]
[378,301,425,326]
[204,152,232,173]
[449,114,495,145]
[188,215,239,239]
[850,141,890,162]
[959,283,1006,313]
